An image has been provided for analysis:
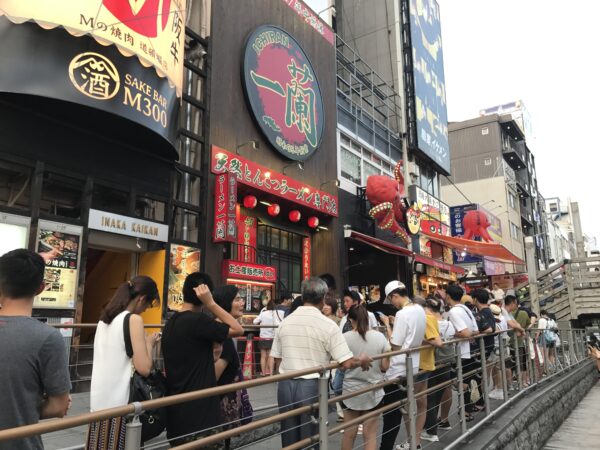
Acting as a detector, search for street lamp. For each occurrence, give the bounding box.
[283,161,304,175]
[236,140,260,154]
[319,179,340,189]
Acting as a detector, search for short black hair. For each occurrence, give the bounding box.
[342,289,361,304]
[447,285,464,302]
[280,291,293,301]
[182,272,214,305]
[213,285,239,314]
[471,288,490,305]
[540,309,548,316]
[0,249,45,298]
[504,295,517,307]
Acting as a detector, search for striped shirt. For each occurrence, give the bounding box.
[271,306,354,379]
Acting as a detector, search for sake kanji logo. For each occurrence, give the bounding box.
[103,0,172,38]
[243,25,324,162]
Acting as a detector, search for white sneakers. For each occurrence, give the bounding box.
[488,388,504,400]
[421,431,440,442]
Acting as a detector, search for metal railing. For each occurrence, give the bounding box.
[0,324,592,450]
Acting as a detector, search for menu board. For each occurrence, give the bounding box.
[167,244,200,311]
[34,221,82,309]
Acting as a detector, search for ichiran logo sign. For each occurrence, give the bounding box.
[242,25,324,162]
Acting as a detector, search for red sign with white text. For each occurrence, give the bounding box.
[237,215,257,263]
[223,260,277,283]
[211,146,338,217]
[282,0,335,46]
[213,172,237,242]
[302,237,311,280]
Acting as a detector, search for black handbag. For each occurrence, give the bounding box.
[123,313,167,443]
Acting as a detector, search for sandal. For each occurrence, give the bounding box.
[465,413,475,422]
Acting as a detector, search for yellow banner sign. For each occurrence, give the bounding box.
[0,0,186,96]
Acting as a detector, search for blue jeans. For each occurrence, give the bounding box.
[331,369,344,396]
[277,378,319,449]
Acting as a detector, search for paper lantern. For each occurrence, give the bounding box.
[307,216,319,228]
[267,203,280,216]
[288,210,301,223]
[243,195,257,209]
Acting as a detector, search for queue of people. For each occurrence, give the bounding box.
[0,248,571,450]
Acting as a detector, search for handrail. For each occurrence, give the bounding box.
[1,327,586,445]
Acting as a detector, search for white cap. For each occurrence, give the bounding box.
[385,280,406,297]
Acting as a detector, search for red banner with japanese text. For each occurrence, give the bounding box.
[237,215,257,263]
[213,172,237,242]
[302,237,311,280]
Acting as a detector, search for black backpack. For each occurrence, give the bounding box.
[123,314,167,443]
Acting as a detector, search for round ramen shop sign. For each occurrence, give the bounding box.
[242,25,324,162]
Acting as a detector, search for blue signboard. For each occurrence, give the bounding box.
[450,204,481,264]
[409,0,450,174]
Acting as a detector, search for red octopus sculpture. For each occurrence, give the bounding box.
[462,210,493,242]
[365,162,410,244]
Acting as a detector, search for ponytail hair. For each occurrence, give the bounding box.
[99,275,159,324]
[348,304,369,341]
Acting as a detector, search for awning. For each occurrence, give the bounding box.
[414,255,465,274]
[344,230,413,257]
[422,230,525,265]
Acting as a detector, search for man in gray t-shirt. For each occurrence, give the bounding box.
[0,250,71,450]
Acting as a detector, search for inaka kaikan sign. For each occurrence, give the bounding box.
[222,260,277,283]
[88,209,168,242]
[242,25,325,162]
[213,172,238,243]
[211,146,338,217]
[0,0,186,96]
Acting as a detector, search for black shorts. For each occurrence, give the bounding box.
[508,347,527,372]
[258,339,273,350]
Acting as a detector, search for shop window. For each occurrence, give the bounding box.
[171,207,200,242]
[341,147,361,185]
[135,196,166,222]
[363,160,380,183]
[270,227,280,249]
[280,230,289,251]
[0,161,32,211]
[91,183,129,216]
[41,172,85,219]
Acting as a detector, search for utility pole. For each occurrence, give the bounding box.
[571,202,585,258]
[525,236,539,315]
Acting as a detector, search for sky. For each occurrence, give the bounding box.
[304,0,598,241]
[436,0,598,240]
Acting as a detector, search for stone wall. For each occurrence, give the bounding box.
[479,361,597,450]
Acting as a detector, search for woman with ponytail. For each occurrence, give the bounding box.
[87,275,160,450]
[341,304,391,450]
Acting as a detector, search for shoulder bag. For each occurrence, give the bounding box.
[123,314,167,443]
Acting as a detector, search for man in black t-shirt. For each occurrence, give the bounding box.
[161,273,244,446]
[471,289,496,409]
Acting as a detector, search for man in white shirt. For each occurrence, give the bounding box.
[445,285,480,417]
[379,280,426,450]
[271,277,371,449]
[492,283,505,302]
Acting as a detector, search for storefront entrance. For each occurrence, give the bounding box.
[80,232,165,342]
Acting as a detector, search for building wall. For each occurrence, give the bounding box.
[441,176,525,269]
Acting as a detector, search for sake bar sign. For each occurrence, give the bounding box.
[222,260,277,283]
[242,25,324,162]
[211,146,338,217]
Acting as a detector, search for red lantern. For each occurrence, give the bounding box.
[308,216,319,228]
[289,210,301,223]
[243,195,257,209]
[267,203,280,216]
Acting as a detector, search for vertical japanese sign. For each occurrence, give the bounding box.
[242,25,324,162]
[168,244,200,311]
[34,221,83,309]
[302,237,311,280]
[237,215,257,263]
[213,173,237,243]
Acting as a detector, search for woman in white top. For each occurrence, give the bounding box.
[253,299,283,376]
[87,276,160,450]
[342,305,390,450]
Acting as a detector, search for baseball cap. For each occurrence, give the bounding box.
[385,280,406,297]
[490,304,502,316]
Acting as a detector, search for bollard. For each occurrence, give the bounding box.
[479,337,490,416]
[406,354,417,450]
[317,370,329,450]
[125,402,143,450]
[455,343,467,435]
[514,337,522,391]
[498,335,509,401]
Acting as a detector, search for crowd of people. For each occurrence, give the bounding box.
[0,248,577,450]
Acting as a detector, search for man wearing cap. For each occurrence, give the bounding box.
[378,280,426,450]
[489,303,508,399]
